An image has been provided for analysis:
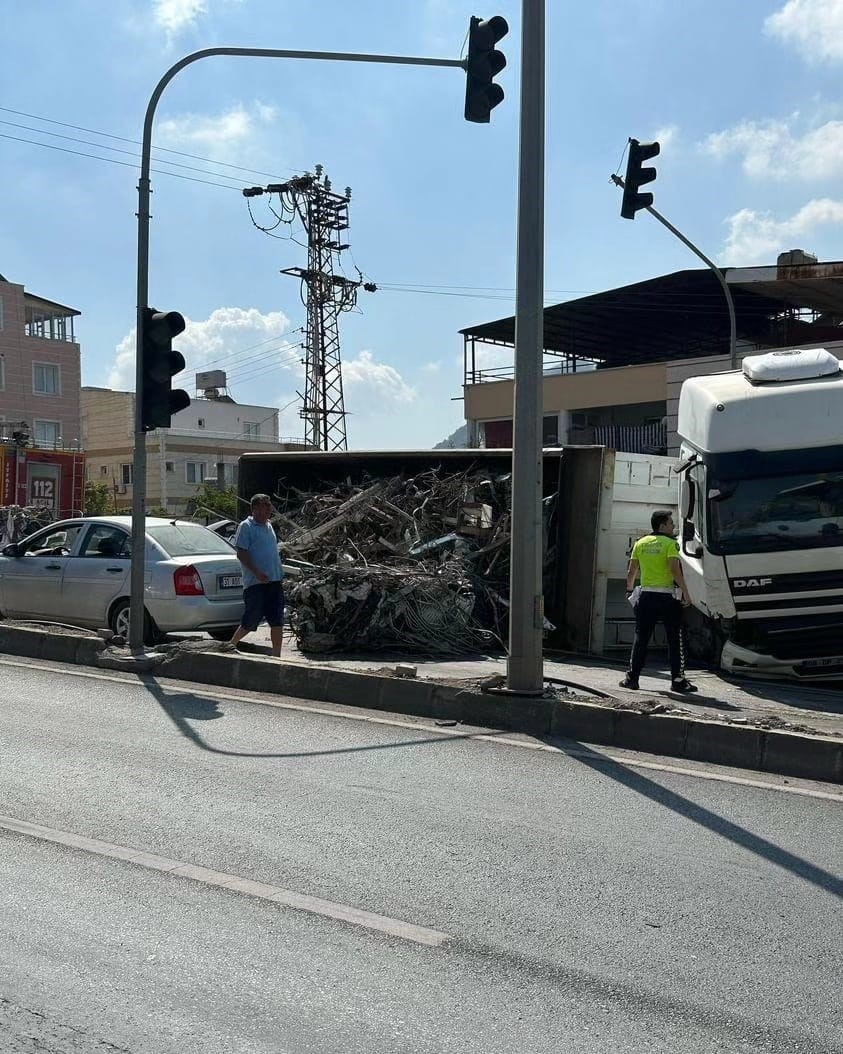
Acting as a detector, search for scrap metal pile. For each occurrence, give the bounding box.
[273,468,543,655]
[0,505,53,547]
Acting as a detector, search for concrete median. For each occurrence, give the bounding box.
[0,622,840,784]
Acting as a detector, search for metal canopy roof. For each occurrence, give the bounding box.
[460,263,843,367]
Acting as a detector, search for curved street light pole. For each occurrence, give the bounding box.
[129,47,465,651]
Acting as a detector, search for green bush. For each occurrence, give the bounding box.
[185,483,238,521]
[84,479,114,515]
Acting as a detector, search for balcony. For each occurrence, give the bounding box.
[570,422,667,455]
[24,300,78,343]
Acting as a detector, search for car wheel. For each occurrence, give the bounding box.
[207,627,237,642]
[109,598,157,645]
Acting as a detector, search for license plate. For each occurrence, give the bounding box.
[800,656,843,669]
[218,574,242,590]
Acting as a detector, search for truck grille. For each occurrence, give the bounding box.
[735,615,843,660]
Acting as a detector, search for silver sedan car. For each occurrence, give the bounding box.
[0,515,244,643]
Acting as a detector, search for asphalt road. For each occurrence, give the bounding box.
[0,657,841,1054]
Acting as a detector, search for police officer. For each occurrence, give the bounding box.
[620,509,697,694]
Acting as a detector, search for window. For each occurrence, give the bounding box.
[120,463,133,486]
[33,420,60,447]
[148,523,232,558]
[80,524,129,558]
[20,522,84,557]
[166,461,174,473]
[100,465,108,476]
[243,421,260,438]
[186,461,206,484]
[197,418,206,428]
[33,362,60,395]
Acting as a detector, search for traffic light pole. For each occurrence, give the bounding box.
[506,0,545,694]
[611,174,737,371]
[129,46,466,651]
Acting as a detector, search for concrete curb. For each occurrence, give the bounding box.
[1,624,840,784]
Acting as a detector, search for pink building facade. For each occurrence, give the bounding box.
[0,273,82,449]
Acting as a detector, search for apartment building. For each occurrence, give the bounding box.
[0,272,82,449]
[82,377,308,513]
[462,253,843,455]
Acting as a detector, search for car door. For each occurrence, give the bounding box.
[0,521,85,620]
[60,523,131,627]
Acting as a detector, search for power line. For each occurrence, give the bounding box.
[0,133,239,191]
[0,105,299,181]
[0,119,252,186]
[182,333,303,375]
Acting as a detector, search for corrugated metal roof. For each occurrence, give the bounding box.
[460,263,843,366]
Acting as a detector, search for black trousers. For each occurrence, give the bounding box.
[629,591,684,681]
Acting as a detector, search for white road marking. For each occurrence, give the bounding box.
[0,812,450,948]
[0,657,840,803]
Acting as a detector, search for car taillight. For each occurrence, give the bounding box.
[174,565,205,596]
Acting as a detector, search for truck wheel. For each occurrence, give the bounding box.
[109,598,158,645]
[684,608,723,666]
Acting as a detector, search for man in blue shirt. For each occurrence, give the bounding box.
[229,493,284,656]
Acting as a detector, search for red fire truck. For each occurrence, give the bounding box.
[0,442,85,518]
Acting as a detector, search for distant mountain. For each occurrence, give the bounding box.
[434,423,468,449]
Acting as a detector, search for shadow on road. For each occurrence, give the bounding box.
[551,739,843,901]
[144,676,504,760]
[143,676,842,902]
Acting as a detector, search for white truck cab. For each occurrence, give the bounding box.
[676,348,843,679]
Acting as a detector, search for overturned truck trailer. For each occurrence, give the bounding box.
[238,447,614,655]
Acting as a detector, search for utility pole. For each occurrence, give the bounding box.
[245,167,373,450]
[506,0,546,695]
[129,39,499,651]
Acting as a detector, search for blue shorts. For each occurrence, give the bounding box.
[240,581,285,632]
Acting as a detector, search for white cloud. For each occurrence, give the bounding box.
[702,117,843,180]
[342,350,416,405]
[723,198,843,264]
[108,306,291,391]
[653,125,679,151]
[422,361,442,373]
[152,0,206,34]
[765,0,843,63]
[157,102,277,157]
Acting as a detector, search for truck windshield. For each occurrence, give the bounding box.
[709,472,843,554]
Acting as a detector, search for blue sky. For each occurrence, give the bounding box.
[3,0,843,446]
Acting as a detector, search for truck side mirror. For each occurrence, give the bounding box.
[682,521,696,542]
[1,543,21,557]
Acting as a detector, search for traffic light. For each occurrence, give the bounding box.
[464,15,509,123]
[140,307,190,431]
[621,138,660,220]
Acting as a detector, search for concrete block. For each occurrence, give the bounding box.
[762,730,843,783]
[276,663,329,703]
[686,720,764,770]
[394,663,418,679]
[457,690,552,736]
[321,669,386,710]
[613,709,690,757]
[381,678,447,719]
[0,625,43,659]
[38,633,82,664]
[169,650,241,690]
[549,701,617,747]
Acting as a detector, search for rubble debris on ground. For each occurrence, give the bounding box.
[0,506,54,546]
[271,467,556,655]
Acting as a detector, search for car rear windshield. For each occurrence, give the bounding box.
[148,523,234,558]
